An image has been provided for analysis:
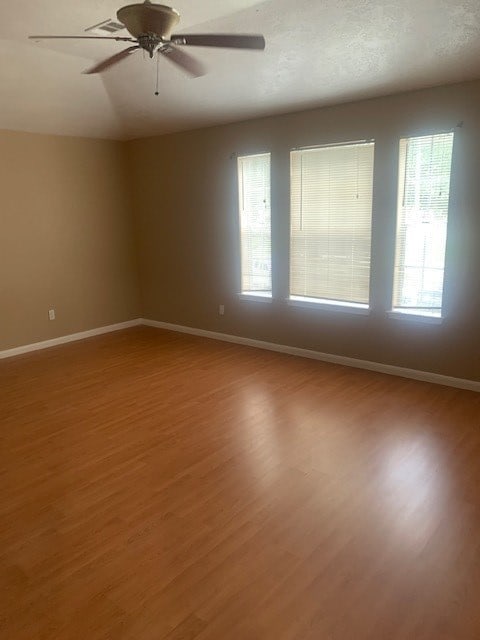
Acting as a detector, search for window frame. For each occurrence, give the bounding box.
[390,131,455,321]
[236,151,273,301]
[288,139,376,312]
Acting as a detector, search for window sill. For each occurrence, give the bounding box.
[387,310,443,325]
[288,297,370,315]
[238,292,273,303]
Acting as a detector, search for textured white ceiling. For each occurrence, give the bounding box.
[1,0,480,140]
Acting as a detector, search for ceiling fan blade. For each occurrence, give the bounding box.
[83,46,140,74]
[29,35,135,41]
[170,34,265,50]
[160,45,205,78]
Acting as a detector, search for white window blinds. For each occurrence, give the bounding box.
[392,133,454,317]
[238,153,272,296]
[290,141,375,306]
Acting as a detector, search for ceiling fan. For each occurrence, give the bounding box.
[29,0,266,78]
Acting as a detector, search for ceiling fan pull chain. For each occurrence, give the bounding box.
[155,52,160,96]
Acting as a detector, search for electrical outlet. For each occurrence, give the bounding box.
[219,304,225,316]
[48,309,56,321]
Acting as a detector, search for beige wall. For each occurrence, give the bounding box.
[2,82,479,379]
[127,80,480,381]
[0,130,140,350]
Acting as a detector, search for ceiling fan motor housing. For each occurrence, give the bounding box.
[117,2,180,39]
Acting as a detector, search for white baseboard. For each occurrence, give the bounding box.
[141,318,480,393]
[2,317,478,392]
[0,319,142,360]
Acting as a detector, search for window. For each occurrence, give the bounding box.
[392,133,454,318]
[237,153,272,297]
[289,141,375,308]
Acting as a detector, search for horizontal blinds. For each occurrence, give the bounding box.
[290,142,374,305]
[238,153,272,294]
[392,133,454,316]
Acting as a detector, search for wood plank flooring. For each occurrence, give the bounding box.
[1,326,480,639]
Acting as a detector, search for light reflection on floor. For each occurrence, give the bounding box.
[234,379,451,557]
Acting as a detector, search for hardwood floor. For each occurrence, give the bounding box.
[1,326,479,639]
